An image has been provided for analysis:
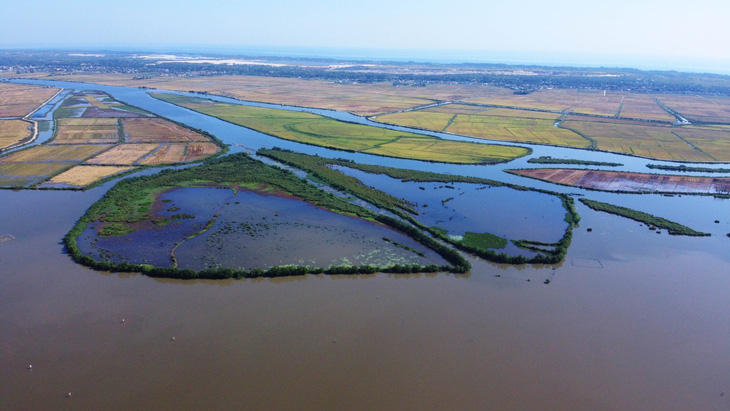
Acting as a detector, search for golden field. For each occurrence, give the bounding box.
[49,165,135,186]
[0,83,59,117]
[0,119,33,150]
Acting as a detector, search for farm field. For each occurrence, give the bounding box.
[0,90,223,188]
[0,119,32,150]
[618,94,676,121]
[55,90,152,119]
[654,94,730,123]
[672,126,730,161]
[137,142,221,165]
[47,165,135,187]
[153,93,529,164]
[559,118,714,161]
[52,118,120,144]
[467,88,674,121]
[85,143,160,165]
[376,104,590,147]
[0,83,60,117]
[26,73,506,115]
[0,144,112,163]
[509,168,730,194]
[122,117,210,143]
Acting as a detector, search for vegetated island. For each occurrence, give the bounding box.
[258,148,580,264]
[527,156,622,167]
[646,164,730,173]
[65,153,471,279]
[579,198,710,236]
[150,92,531,165]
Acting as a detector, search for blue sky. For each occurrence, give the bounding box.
[1,0,729,71]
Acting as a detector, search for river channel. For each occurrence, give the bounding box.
[2,79,730,410]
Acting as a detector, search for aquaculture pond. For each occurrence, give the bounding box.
[77,186,446,271]
[331,165,568,257]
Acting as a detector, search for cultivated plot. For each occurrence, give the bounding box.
[0,119,33,150]
[153,93,529,164]
[122,118,210,143]
[559,118,714,161]
[33,73,507,115]
[376,104,589,147]
[51,118,120,144]
[0,83,60,117]
[46,165,136,187]
[85,144,160,165]
[655,94,730,123]
[0,90,223,188]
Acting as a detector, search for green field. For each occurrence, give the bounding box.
[376,105,590,148]
[152,93,530,164]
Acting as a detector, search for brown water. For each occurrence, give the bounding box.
[2,188,730,410]
[3,81,730,410]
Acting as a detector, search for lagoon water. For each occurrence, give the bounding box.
[2,80,730,409]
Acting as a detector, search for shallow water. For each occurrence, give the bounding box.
[332,165,568,250]
[2,79,730,410]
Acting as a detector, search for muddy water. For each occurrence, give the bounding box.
[3,188,730,410]
[2,79,730,409]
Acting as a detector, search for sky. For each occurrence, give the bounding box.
[1,0,729,72]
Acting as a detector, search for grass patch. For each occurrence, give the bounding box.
[460,232,508,249]
[99,223,136,237]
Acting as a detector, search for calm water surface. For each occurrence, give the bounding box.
[2,80,730,410]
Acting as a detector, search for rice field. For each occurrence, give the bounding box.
[377,105,589,147]
[467,89,674,121]
[617,95,675,121]
[0,119,33,150]
[85,144,160,165]
[122,118,210,143]
[0,144,113,163]
[137,142,221,165]
[0,83,60,117]
[559,118,714,162]
[510,168,730,194]
[83,96,111,110]
[672,126,730,161]
[654,94,730,123]
[0,90,222,188]
[48,165,135,187]
[34,73,507,116]
[52,118,120,144]
[153,93,529,164]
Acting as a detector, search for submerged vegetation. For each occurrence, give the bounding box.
[579,198,710,236]
[64,153,471,279]
[259,148,580,264]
